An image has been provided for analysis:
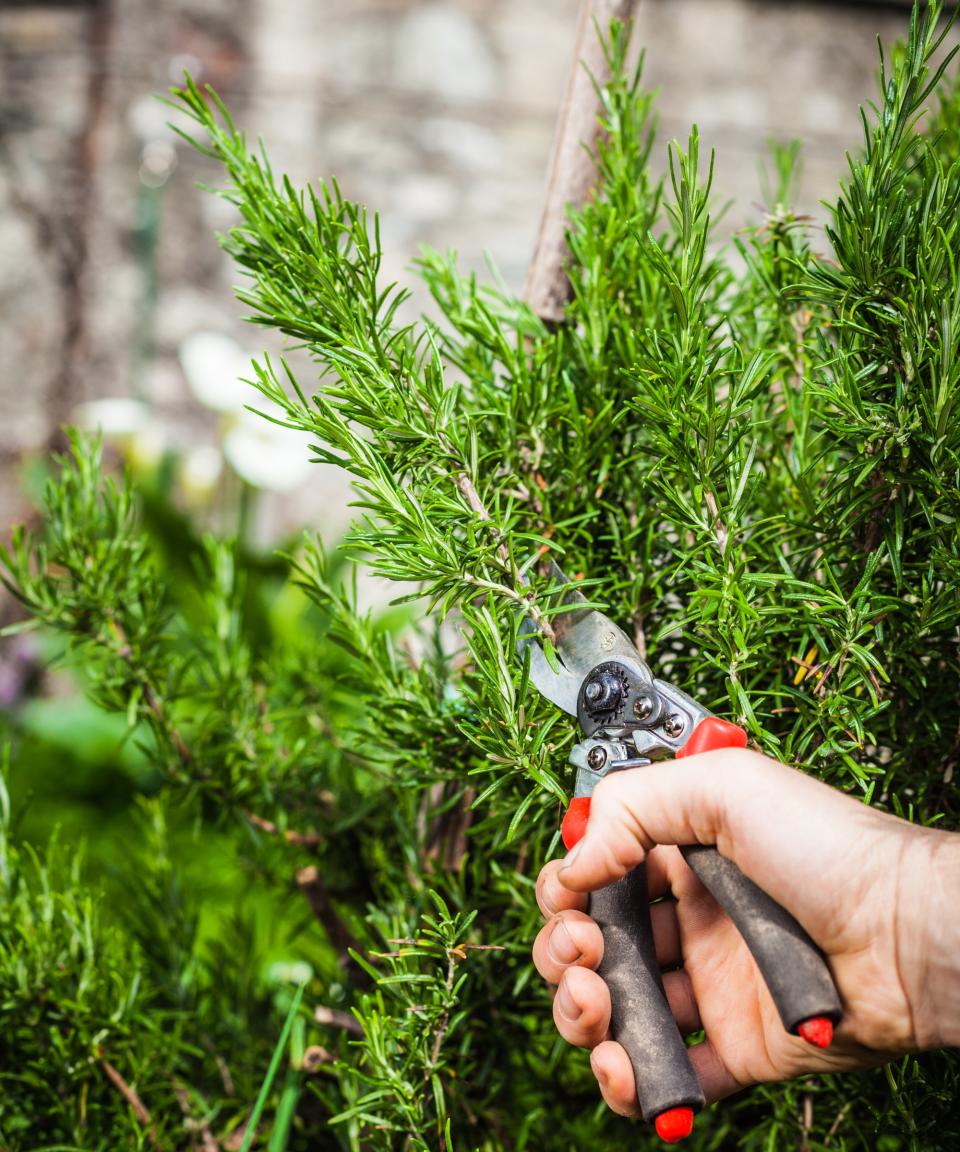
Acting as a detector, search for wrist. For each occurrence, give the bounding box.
[902,828,960,1049]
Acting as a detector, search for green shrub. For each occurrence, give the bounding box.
[3,2,960,1148]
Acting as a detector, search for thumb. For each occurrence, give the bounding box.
[557,748,873,927]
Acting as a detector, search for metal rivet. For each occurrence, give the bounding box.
[585,681,602,702]
[587,746,607,771]
[664,714,685,739]
[633,694,655,720]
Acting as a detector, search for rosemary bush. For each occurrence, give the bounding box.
[3,3,960,1148]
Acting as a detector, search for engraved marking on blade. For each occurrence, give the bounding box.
[600,631,616,651]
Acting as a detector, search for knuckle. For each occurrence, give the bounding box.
[564,967,608,1025]
[565,913,604,966]
[598,832,641,880]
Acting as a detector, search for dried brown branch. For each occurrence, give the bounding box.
[99,1056,159,1147]
[296,865,369,983]
[418,782,478,871]
[49,0,115,447]
[800,1091,814,1152]
[224,1121,254,1152]
[525,0,641,324]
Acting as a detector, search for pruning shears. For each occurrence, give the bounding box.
[521,564,841,1144]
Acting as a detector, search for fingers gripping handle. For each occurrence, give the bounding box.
[562,800,702,1140]
[677,719,841,1046]
[591,865,704,1134]
[560,718,749,851]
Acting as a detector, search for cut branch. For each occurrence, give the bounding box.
[525,0,641,324]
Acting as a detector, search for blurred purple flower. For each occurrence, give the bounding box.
[0,635,40,711]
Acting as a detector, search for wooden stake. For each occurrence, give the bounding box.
[524,0,640,324]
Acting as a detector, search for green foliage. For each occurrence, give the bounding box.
[0,765,296,1151]
[3,2,960,1149]
[0,769,145,1150]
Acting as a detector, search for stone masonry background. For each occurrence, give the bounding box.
[0,0,933,545]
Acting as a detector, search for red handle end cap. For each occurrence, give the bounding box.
[798,1016,834,1049]
[654,1107,694,1144]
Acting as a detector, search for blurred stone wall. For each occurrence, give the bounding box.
[0,0,935,538]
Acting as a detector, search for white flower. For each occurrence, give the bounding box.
[128,424,170,472]
[180,444,224,502]
[267,960,314,986]
[127,94,174,145]
[74,398,150,438]
[179,330,251,414]
[223,403,314,492]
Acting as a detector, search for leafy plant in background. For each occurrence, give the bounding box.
[3,1,960,1149]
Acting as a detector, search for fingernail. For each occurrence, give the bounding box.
[558,840,583,873]
[555,981,581,1023]
[547,920,581,966]
[537,871,558,915]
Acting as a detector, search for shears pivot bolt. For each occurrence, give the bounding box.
[583,668,626,714]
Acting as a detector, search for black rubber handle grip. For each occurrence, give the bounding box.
[590,861,705,1122]
[680,844,841,1032]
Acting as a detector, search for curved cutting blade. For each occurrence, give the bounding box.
[518,561,642,716]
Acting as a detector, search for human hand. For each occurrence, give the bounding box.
[532,748,960,1115]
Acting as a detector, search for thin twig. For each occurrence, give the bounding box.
[99,1056,160,1147]
[143,682,193,767]
[224,1120,253,1152]
[173,1083,220,1152]
[420,946,461,1135]
[199,1037,236,1098]
[245,810,324,846]
[52,0,115,447]
[704,489,729,557]
[525,0,641,324]
[632,608,648,663]
[800,1091,814,1152]
[455,472,557,643]
[419,782,477,870]
[314,1004,365,1037]
[826,1101,852,1144]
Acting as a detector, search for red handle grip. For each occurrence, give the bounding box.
[675,716,747,758]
